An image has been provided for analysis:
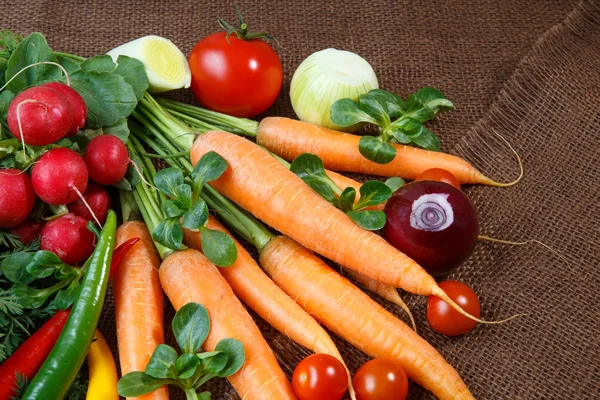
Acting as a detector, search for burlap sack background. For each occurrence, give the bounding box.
[3,0,599,398]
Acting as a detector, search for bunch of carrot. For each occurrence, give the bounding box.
[103,94,526,400]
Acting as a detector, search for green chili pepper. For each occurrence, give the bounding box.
[22,210,117,400]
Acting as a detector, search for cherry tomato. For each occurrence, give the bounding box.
[292,354,348,400]
[189,30,283,118]
[415,168,461,189]
[427,280,481,336]
[353,359,409,400]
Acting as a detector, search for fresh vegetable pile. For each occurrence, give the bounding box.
[1,7,539,400]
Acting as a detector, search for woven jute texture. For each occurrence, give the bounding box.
[3,0,599,399]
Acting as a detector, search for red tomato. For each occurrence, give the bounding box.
[415,168,461,189]
[292,354,348,400]
[427,280,481,336]
[353,359,409,400]
[188,32,283,118]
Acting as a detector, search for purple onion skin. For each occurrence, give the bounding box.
[383,180,479,276]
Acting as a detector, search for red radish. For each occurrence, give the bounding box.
[84,135,129,185]
[7,86,74,146]
[67,182,112,224]
[9,218,44,244]
[31,148,88,205]
[383,180,479,276]
[42,82,87,136]
[40,213,95,264]
[0,169,36,228]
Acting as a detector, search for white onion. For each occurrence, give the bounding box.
[289,48,378,132]
[107,35,191,93]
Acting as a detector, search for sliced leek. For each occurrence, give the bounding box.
[107,35,191,93]
[290,48,379,132]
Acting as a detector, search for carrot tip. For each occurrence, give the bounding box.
[479,128,524,187]
[432,286,525,325]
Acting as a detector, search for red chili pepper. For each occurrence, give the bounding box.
[108,237,140,281]
[0,309,70,399]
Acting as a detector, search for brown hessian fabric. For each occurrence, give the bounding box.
[2,0,599,398]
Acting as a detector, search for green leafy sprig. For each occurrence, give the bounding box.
[290,153,403,230]
[1,249,87,311]
[118,303,245,400]
[151,151,238,267]
[330,88,454,164]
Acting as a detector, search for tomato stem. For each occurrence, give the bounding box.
[218,5,275,43]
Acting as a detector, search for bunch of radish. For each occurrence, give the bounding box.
[1,78,129,266]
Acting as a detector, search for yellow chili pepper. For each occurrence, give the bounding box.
[86,330,119,400]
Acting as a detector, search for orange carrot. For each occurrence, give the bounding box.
[257,117,520,186]
[343,268,416,331]
[114,221,168,400]
[189,130,488,322]
[260,236,474,400]
[183,216,355,398]
[159,249,296,400]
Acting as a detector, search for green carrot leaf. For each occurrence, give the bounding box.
[330,98,377,127]
[117,372,170,397]
[199,227,238,267]
[176,353,201,380]
[154,168,185,198]
[172,303,211,355]
[337,187,356,211]
[346,210,387,230]
[290,153,339,203]
[182,199,209,230]
[152,218,184,250]
[354,181,392,209]
[213,338,245,377]
[191,151,228,190]
[384,177,404,193]
[81,55,117,73]
[358,136,396,164]
[145,344,178,379]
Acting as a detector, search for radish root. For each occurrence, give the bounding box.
[0,61,71,93]
[481,128,524,187]
[478,235,583,281]
[129,158,160,192]
[16,99,40,160]
[71,185,102,227]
